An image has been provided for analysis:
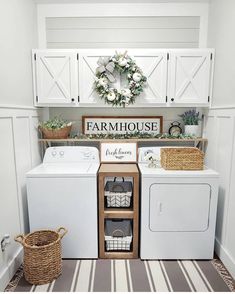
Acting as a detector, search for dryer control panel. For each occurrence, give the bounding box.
[43,146,99,163]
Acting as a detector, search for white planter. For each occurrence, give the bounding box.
[184,125,201,137]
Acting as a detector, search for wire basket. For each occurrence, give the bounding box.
[105,220,132,251]
[15,227,67,285]
[161,147,204,170]
[105,177,132,208]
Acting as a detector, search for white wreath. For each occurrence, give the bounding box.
[94,51,147,107]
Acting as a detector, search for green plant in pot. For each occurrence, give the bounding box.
[179,110,201,137]
[39,117,73,139]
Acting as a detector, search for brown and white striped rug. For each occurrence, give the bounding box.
[5,259,235,292]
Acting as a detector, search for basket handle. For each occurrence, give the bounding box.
[112,229,125,238]
[57,227,68,239]
[14,234,25,245]
[113,177,125,182]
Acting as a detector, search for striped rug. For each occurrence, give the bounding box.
[6,259,235,292]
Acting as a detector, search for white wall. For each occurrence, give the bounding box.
[207,0,235,107]
[0,0,37,106]
[0,0,41,291]
[205,0,235,278]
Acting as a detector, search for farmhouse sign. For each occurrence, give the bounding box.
[100,142,137,163]
[82,116,163,135]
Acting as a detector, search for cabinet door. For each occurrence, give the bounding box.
[79,49,168,106]
[168,50,213,105]
[34,50,78,105]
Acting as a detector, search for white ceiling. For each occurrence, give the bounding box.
[34,0,210,3]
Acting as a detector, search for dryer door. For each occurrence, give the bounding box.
[149,183,211,232]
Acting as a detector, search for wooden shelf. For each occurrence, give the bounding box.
[98,163,139,259]
[104,209,134,219]
[103,251,136,259]
[39,138,208,143]
[39,138,208,153]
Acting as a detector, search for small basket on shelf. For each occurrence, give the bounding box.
[39,125,72,139]
[15,227,67,285]
[105,220,132,251]
[161,147,204,170]
[105,177,133,208]
[39,117,72,139]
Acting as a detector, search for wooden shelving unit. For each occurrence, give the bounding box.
[98,164,139,259]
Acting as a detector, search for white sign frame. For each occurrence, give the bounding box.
[100,142,137,163]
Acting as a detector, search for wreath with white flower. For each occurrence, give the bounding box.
[94,51,147,107]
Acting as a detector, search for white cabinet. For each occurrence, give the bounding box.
[33,50,78,106]
[79,49,168,107]
[168,50,213,106]
[32,48,214,107]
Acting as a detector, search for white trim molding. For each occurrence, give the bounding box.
[37,2,209,48]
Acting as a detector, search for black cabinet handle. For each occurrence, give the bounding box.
[71,98,75,102]
[171,98,174,102]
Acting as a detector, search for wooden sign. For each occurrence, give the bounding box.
[82,116,163,135]
[100,142,137,163]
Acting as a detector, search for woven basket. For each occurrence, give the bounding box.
[39,125,72,139]
[15,227,67,285]
[161,147,204,170]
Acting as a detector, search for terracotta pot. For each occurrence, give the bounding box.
[39,125,72,139]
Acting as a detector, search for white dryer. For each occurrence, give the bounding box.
[26,146,99,258]
[138,147,219,260]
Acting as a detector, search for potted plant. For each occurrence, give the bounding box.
[179,110,201,137]
[39,117,73,139]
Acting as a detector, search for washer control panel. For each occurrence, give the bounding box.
[44,147,99,163]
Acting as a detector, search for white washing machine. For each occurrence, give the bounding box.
[26,146,99,258]
[138,147,219,260]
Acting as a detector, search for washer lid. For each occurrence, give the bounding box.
[138,163,219,178]
[26,162,100,178]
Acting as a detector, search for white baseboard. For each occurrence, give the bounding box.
[215,238,235,279]
[0,248,23,291]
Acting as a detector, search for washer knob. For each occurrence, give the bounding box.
[52,151,57,157]
[59,151,64,157]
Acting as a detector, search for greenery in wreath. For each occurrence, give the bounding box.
[94,51,147,107]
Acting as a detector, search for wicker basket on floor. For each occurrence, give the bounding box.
[15,227,67,285]
[161,147,204,170]
[39,126,72,139]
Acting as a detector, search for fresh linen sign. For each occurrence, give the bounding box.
[101,143,137,162]
[82,116,162,135]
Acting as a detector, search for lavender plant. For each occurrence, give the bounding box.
[179,110,200,125]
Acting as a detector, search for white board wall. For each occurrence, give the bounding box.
[0,0,41,290]
[0,107,42,291]
[46,16,200,49]
[205,0,235,279]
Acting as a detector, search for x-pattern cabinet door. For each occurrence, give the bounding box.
[34,50,78,105]
[130,50,168,106]
[79,49,168,106]
[168,50,213,106]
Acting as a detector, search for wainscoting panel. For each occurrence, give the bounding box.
[0,106,42,291]
[204,107,235,278]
